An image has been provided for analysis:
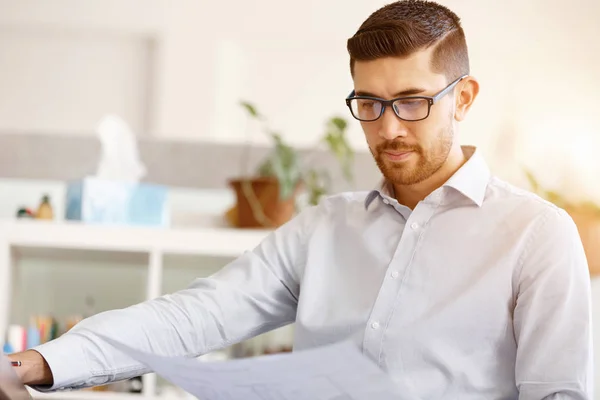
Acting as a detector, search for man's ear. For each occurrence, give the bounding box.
[455,76,479,121]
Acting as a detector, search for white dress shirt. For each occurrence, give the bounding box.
[34,146,593,399]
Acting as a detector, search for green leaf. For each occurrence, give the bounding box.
[523,168,540,194]
[257,159,274,177]
[304,169,331,206]
[308,187,326,206]
[330,116,347,132]
[545,190,568,208]
[323,117,354,182]
[240,101,262,119]
[258,134,301,199]
[270,131,283,143]
[522,168,573,209]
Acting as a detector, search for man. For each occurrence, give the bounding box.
[9,0,593,398]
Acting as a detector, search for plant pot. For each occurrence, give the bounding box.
[566,207,600,276]
[228,177,298,228]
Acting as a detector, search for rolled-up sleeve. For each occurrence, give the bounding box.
[514,208,593,399]
[32,204,321,391]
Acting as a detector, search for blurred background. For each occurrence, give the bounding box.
[0,0,599,398]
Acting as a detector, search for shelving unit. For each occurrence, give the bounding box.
[28,389,173,400]
[0,219,272,399]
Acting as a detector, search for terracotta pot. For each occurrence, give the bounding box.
[228,177,298,228]
[566,208,600,276]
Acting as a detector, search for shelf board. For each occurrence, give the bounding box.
[13,247,149,265]
[1,219,271,258]
[29,389,189,400]
[30,390,144,400]
[162,253,231,270]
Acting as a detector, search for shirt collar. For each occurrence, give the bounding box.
[364,145,490,210]
[443,146,490,207]
[364,179,394,209]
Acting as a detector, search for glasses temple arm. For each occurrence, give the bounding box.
[432,75,467,103]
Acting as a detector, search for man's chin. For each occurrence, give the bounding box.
[375,156,419,182]
[380,167,413,185]
[382,158,414,172]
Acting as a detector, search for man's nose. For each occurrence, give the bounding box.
[378,106,409,141]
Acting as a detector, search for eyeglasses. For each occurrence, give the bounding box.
[345,75,467,122]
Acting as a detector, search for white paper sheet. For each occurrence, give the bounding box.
[97,335,402,400]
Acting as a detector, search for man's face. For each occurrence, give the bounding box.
[352,48,458,186]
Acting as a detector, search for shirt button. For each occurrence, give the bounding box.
[371,321,380,330]
[390,271,399,279]
[382,199,390,205]
[410,222,419,230]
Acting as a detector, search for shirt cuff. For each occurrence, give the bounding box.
[30,333,90,392]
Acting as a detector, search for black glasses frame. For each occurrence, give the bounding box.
[345,75,468,122]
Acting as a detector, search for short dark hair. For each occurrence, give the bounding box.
[347,0,470,82]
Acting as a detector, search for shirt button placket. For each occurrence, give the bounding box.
[363,205,434,364]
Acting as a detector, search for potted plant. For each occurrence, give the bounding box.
[524,169,600,275]
[225,101,354,228]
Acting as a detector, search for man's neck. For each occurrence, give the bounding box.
[393,146,467,210]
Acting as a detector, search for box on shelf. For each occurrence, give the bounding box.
[65,178,169,227]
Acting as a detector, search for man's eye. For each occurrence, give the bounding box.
[360,101,375,109]
[398,99,425,108]
[403,100,420,105]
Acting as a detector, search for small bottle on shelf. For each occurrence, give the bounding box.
[35,195,54,220]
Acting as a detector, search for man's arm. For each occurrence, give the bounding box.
[8,350,52,386]
[514,207,593,399]
[10,204,320,392]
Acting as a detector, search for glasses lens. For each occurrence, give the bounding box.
[392,98,429,121]
[349,98,382,121]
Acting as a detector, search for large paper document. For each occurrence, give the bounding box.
[98,335,402,400]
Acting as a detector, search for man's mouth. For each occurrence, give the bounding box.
[382,150,414,162]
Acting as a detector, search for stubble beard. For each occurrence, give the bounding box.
[371,125,454,186]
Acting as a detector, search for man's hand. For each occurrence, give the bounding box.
[7,350,53,386]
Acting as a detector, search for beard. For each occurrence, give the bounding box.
[371,124,454,186]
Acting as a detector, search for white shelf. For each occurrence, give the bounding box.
[30,390,144,400]
[0,219,271,258]
[0,218,274,398]
[29,389,188,400]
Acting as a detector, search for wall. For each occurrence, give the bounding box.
[0,29,154,135]
[0,0,598,191]
[0,0,166,135]
[0,133,381,191]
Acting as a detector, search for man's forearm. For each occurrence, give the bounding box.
[8,350,53,386]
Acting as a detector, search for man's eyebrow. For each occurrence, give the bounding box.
[354,87,427,98]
